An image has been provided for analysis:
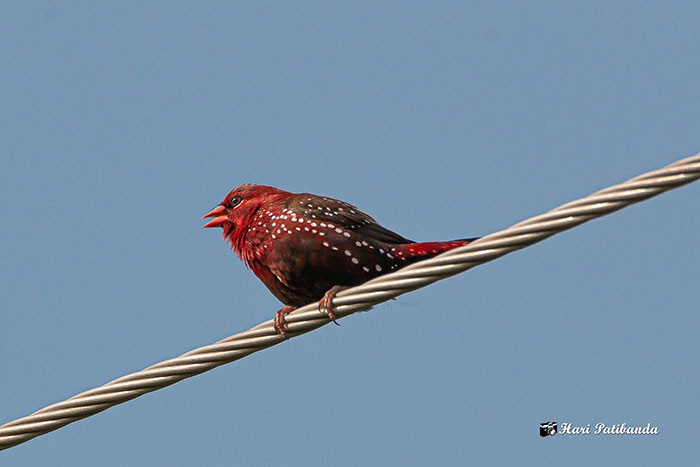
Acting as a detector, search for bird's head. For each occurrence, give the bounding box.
[202,184,288,253]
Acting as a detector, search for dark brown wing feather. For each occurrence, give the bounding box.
[354,222,413,244]
[287,193,413,244]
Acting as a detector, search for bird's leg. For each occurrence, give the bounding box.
[274,305,296,339]
[319,285,349,326]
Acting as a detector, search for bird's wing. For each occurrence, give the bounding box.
[288,193,413,244]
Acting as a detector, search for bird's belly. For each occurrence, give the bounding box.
[259,230,402,306]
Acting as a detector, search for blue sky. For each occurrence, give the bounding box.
[1,2,699,465]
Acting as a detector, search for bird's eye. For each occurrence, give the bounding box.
[229,196,242,208]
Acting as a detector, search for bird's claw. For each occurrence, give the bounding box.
[319,285,349,326]
[274,305,296,339]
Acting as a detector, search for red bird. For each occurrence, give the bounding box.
[203,184,477,337]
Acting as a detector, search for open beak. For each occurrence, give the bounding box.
[202,205,229,228]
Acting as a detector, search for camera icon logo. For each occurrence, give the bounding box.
[540,421,557,437]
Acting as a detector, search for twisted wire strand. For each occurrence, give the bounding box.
[2,153,699,450]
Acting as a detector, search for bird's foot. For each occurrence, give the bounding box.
[319,285,349,326]
[274,305,296,339]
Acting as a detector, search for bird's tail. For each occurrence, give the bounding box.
[393,237,480,261]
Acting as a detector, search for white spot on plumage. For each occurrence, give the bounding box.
[304,227,309,231]
[351,257,359,264]
[343,232,350,237]
[335,228,342,234]
[379,249,384,253]
[323,242,329,247]
[310,222,317,227]
[331,246,338,250]
[375,265,382,272]
[363,266,370,272]
[355,241,362,247]
[344,250,352,256]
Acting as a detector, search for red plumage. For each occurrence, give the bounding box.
[203,184,477,336]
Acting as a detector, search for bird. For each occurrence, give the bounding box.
[203,184,478,337]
